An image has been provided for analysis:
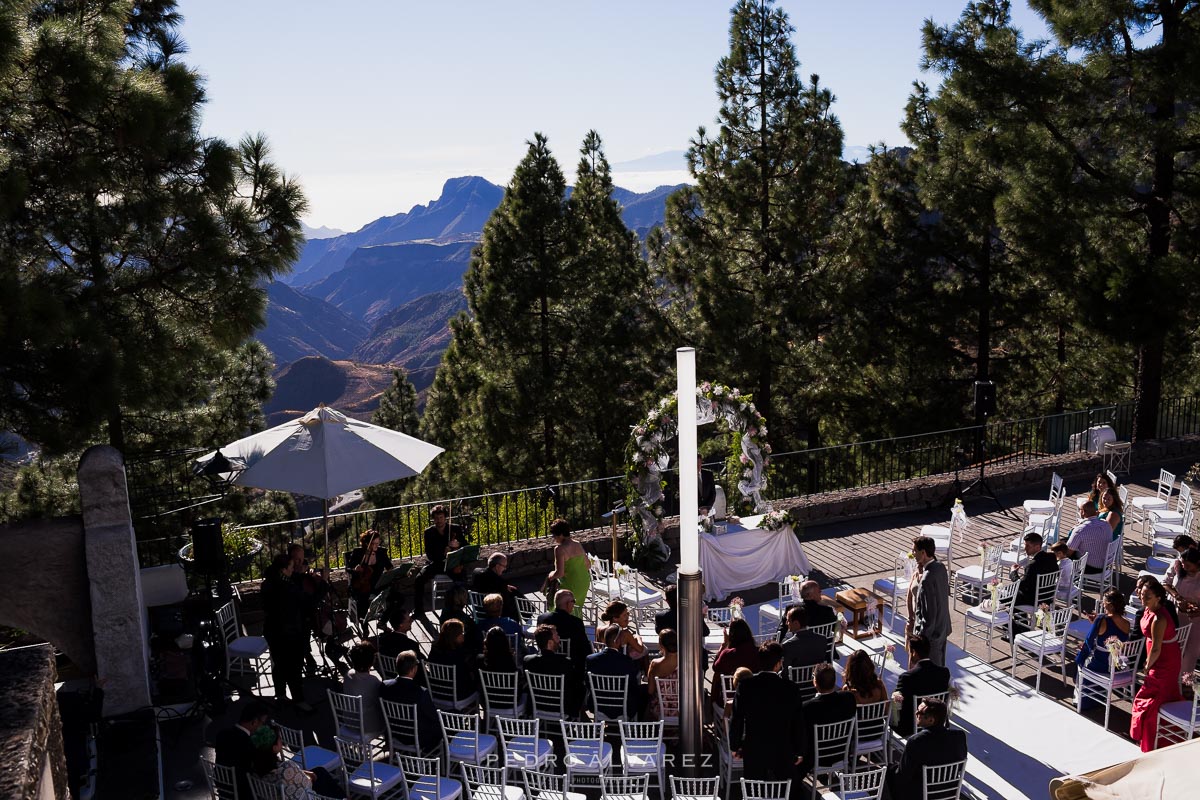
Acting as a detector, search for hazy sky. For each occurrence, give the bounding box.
[180,1,1048,231]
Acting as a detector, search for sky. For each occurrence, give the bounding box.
[179,1,1050,232]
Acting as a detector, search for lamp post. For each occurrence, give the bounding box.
[676,347,703,775]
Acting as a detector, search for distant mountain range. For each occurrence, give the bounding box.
[301,222,348,240]
[254,175,682,413]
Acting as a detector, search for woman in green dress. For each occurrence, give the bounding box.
[545,519,589,618]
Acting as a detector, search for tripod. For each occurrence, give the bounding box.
[956,417,1018,519]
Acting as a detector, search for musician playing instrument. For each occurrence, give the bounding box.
[347,529,392,617]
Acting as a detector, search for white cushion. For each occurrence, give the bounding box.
[965,608,1010,625]
[1024,500,1055,513]
[1132,498,1168,510]
[955,566,996,583]
[1014,631,1063,653]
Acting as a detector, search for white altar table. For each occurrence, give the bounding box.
[699,515,812,601]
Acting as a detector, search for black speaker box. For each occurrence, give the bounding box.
[190,517,226,574]
[974,380,997,417]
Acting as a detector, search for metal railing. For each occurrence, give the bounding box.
[132,397,1200,572]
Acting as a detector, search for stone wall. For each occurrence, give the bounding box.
[0,646,68,800]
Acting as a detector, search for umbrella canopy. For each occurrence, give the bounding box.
[199,405,443,500]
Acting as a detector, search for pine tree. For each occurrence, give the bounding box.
[656,0,846,450]
[922,0,1200,438]
[0,0,306,454]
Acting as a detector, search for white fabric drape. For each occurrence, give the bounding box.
[698,522,811,601]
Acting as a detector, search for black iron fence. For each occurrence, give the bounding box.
[132,397,1200,572]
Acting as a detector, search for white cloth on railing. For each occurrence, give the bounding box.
[1069,425,1117,453]
[698,520,811,601]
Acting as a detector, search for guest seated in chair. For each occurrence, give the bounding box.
[781,605,828,673]
[1013,531,1059,610]
[585,623,646,718]
[891,634,950,737]
[713,618,760,707]
[525,624,582,715]
[478,593,524,657]
[342,641,385,735]
[471,552,520,621]
[440,585,483,658]
[799,663,856,779]
[214,701,272,799]
[380,650,440,754]
[428,618,479,699]
[537,589,590,678]
[842,650,888,705]
[887,698,967,800]
[1065,500,1111,575]
[251,723,344,800]
[413,504,468,615]
[372,605,424,660]
[1074,589,1132,710]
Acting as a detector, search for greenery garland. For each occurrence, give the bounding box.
[625,381,772,541]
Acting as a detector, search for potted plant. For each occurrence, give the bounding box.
[178,523,263,574]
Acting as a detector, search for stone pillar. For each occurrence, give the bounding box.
[78,446,151,717]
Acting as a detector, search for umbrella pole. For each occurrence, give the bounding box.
[323,498,330,581]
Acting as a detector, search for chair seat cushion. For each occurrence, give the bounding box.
[1066,619,1092,640]
[432,692,480,711]
[532,791,587,800]
[1159,700,1199,726]
[228,636,268,657]
[954,566,996,583]
[505,737,553,767]
[1014,631,1064,652]
[873,577,910,597]
[1024,500,1054,513]
[1133,498,1168,510]
[348,760,404,793]
[1079,665,1136,687]
[965,608,1010,624]
[759,599,785,619]
[622,743,666,771]
[564,741,613,771]
[291,745,341,771]
[412,776,464,800]
[448,732,498,762]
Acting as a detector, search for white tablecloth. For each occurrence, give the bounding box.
[699,521,812,601]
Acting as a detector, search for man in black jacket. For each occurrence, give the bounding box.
[471,552,520,620]
[892,634,952,737]
[413,505,467,614]
[524,624,582,715]
[213,701,271,799]
[729,642,804,787]
[888,698,968,800]
[379,651,441,754]
[781,605,829,673]
[537,589,590,676]
[800,663,856,779]
[1013,531,1060,609]
[654,584,711,668]
[585,624,646,718]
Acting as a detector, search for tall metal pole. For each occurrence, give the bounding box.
[676,348,703,775]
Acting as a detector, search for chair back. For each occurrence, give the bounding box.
[438,709,488,762]
[1050,471,1064,500]
[496,716,543,769]
[562,720,606,768]
[526,670,568,720]
[1031,570,1058,607]
[618,720,664,763]
[381,698,439,759]
[600,774,649,800]
[911,692,951,731]
[921,758,967,800]
[853,699,891,754]
[1156,469,1177,502]
[705,606,734,626]
[1175,481,1192,513]
[214,602,241,647]
[1105,637,1146,680]
[394,753,445,799]
[327,689,368,739]
[670,776,721,800]
[557,637,572,659]
[334,736,388,791]
[1047,606,1073,637]
[468,590,487,621]
[245,773,282,800]
[516,596,545,628]
[809,621,839,661]
[739,779,792,800]
[655,676,680,724]
[425,660,465,709]
[588,672,631,721]
[523,768,570,800]
[479,669,522,718]
[1118,484,1130,509]
[834,765,886,800]
[462,763,512,800]
[376,652,398,679]
[200,756,239,800]
[786,664,818,704]
[811,717,854,771]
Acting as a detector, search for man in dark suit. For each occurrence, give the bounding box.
[654,584,711,668]
[471,552,520,620]
[907,535,952,666]
[1013,531,1060,608]
[799,663,856,779]
[892,634,952,737]
[213,701,271,798]
[698,456,717,514]
[888,698,968,800]
[776,581,840,644]
[585,624,646,718]
[781,605,829,672]
[537,589,590,676]
[524,624,582,715]
[413,504,468,614]
[729,642,804,786]
[380,650,441,754]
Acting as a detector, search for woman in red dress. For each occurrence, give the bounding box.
[1130,577,1183,751]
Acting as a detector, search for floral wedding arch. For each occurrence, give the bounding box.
[625,381,772,539]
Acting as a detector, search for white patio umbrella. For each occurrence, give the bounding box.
[196,404,444,573]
